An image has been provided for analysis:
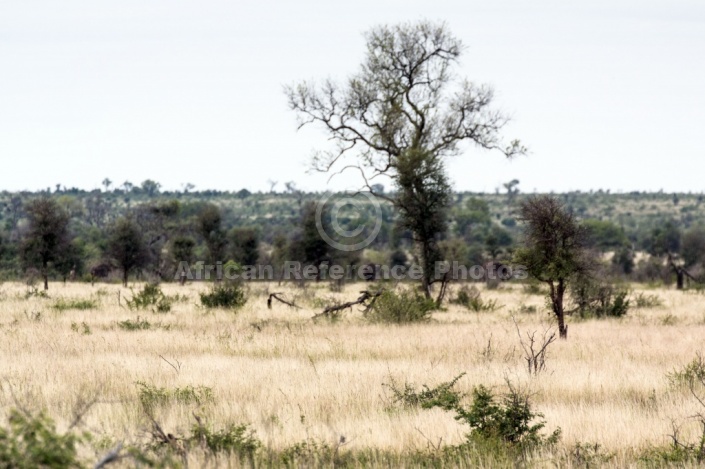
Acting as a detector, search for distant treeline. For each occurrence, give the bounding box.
[2,183,705,287]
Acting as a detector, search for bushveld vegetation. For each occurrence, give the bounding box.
[2,188,705,292]
[0,280,704,467]
[3,18,705,468]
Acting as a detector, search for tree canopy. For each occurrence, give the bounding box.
[286,21,524,298]
[21,197,73,290]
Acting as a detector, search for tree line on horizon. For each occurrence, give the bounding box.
[2,189,705,290]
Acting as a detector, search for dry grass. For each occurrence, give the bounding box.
[0,280,704,466]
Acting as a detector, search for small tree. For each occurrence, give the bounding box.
[682,227,705,272]
[21,197,72,290]
[515,196,591,339]
[106,217,150,286]
[171,236,196,284]
[503,179,520,205]
[646,220,696,289]
[287,201,332,279]
[197,204,227,265]
[485,225,513,260]
[140,179,161,197]
[229,227,260,266]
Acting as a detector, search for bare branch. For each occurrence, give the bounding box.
[312,290,383,320]
[267,293,300,309]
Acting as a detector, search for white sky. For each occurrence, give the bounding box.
[1,1,703,194]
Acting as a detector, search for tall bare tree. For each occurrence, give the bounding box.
[286,20,524,298]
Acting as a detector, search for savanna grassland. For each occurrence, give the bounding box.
[1,280,704,467]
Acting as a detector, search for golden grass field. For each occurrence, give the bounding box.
[1,280,704,467]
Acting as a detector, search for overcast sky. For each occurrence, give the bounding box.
[1,1,703,194]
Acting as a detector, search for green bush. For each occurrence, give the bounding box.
[24,286,49,299]
[667,353,705,388]
[200,282,247,309]
[190,422,260,459]
[136,381,214,413]
[126,283,172,313]
[571,276,630,318]
[52,298,97,311]
[70,321,91,335]
[389,375,560,452]
[117,317,152,331]
[385,373,466,410]
[633,292,663,308]
[452,285,501,312]
[365,289,436,323]
[0,409,83,468]
[454,383,561,449]
[568,442,614,467]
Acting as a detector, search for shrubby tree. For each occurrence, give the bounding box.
[53,241,83,283]
[645,220,701,289]
[288,201,332,279]
[171,236,196,284]
[5,195,24,239]
[389,248,408,269]
[286,20,524,298]
[583,219,628,251]
[106,217,150,286]
[84,193,111,227]
[484,225,513,260]
[21,197,73,290]
[503,179,520,205]
[583,219,633,275]
[515,196,591,339]
[646,220,681,257]
[612,246,635,275]
[682,227,705,272]
[197,204,228,264]
[229,227,260,266]
[455,197,491,240]
[140,179,161,197]
[134,200,181,277]
[171,236,196,264]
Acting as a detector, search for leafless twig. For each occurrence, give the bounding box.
[158,354,182,375]
[512,315,556,376]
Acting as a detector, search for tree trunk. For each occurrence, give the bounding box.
[417,240,435,299]
[123,270,128,287]
[435,273,449,307]
[557,314,568,339]
[551,280,568,339]
[42,262,49,290]
[676,269,684,290]
[421,275,432,299]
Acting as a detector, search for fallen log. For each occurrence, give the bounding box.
[312,290,383,320]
